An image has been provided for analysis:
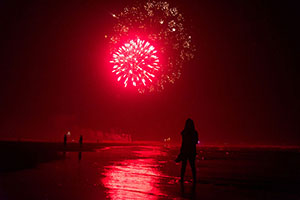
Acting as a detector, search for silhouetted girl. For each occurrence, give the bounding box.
[176,118,198,183]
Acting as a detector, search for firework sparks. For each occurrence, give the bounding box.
[107,1,195,93]
[110,39,160,88]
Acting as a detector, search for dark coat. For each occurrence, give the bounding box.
[180,130,198,158]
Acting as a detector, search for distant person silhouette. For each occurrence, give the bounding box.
[79,135,83,146]
[64,134,67,146]
[176,118,198,184]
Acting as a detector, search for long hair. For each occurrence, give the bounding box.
[183,118,195,132]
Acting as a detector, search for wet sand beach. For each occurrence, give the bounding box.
[0,142,300,199]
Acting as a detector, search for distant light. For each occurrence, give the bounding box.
[172,28,176,32]
[197,140,200,144]
[67,131,71,136]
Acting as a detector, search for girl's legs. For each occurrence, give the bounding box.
[180,159,187,182]
[189,157,196,183]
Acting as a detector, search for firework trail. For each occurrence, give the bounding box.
[107,1,195,93]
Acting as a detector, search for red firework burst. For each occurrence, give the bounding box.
[110,39,160,89]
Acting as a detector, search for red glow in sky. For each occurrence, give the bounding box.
[110,39,160,90]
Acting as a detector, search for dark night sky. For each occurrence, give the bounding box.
[0,0,298,144]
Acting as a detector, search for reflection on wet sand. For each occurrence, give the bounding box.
[1,144,300,200]
[102,158,166,199]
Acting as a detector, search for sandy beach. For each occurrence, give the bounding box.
[0,141,300,200]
